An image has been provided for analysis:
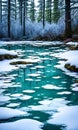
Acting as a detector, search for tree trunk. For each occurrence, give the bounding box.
[8,0,11,37]
[20,1,22,26]
[65,0,72,38]
[49,0,52,24]
[43,0,45,28]
[15,0,17,20]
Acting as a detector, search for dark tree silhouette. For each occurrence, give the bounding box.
[65,0,72,38]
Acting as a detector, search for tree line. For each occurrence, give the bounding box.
[0,0,78,39]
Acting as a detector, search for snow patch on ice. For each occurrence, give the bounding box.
[0,60,18,72]
[0,119,43,130]
[0,49,17,56]
[42,84,61,90]
[0,107,26,120]
[47,106,78,130]
[30,98,68,114]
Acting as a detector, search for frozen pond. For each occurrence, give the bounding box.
[0,41,78,130]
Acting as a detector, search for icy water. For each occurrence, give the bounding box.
[0,41,78,130]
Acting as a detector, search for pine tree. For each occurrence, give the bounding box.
[45,0,52,24]
[37,0,43,22]
[37,0,45,27]
[29,0,35,21]
[53,0,60,23]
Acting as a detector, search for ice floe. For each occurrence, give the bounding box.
[0,107,26,120]
[0,119,43,130]
[47,105,78,130]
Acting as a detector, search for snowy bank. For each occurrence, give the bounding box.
[52,49,78,73]
[66,42,78,46]
[66,42,78,50]
[0,60,18,72]
[0,119,43,130]
[0,49,17,56]
[60,50,78,72]
[0,49,17,61]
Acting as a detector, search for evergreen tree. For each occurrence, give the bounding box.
[18,0,23,25]
[29,0,35,21]
[37,0,43,22]
[37,0,45,27]
[45,0,52,24]
[53,0,60,23]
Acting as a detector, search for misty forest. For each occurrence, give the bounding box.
[0,0,78,40]
[0,0,78,130]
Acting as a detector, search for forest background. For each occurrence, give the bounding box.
[0,0,78,40]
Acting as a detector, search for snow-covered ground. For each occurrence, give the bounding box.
[0,49,18,72]
[66,41,78,46]
[0,60,18,72]
[59,50,78,68]
[51,41,78,77]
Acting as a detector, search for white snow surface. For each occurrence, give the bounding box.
[0,49,17,55]
[47,106,78,130]
[66,42,78,46]
[0,119,43,130]
[59,50,78,68]
[52,50,78,73]
[0,107,26,120]
[0,60,18,72]
[0,58,40,73]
